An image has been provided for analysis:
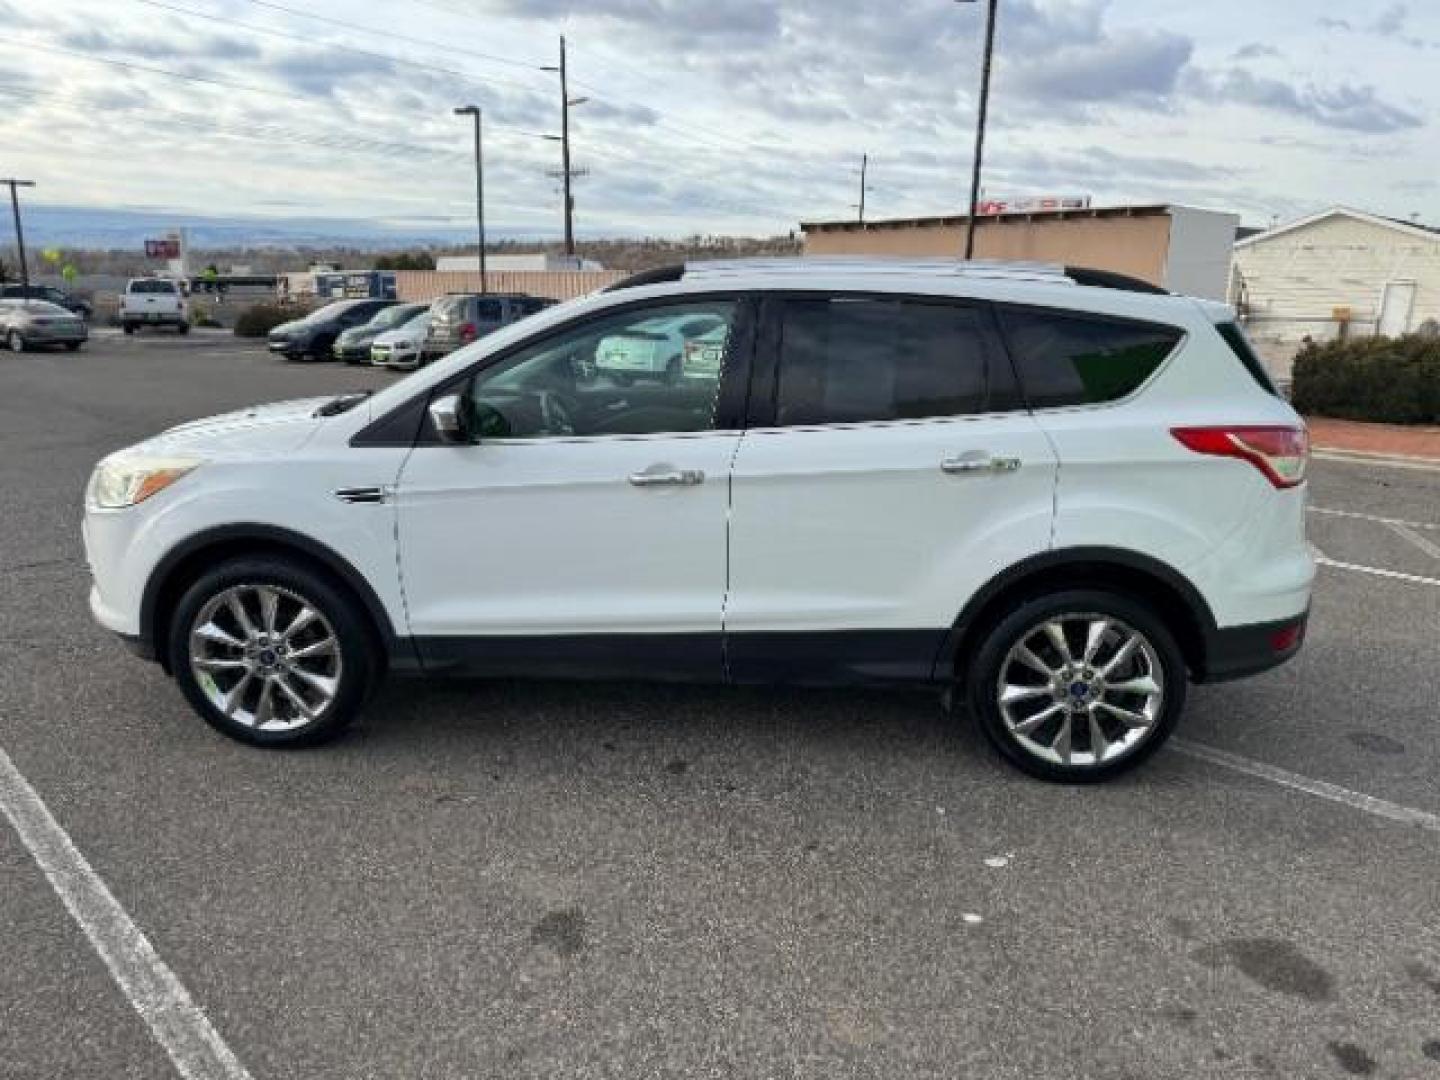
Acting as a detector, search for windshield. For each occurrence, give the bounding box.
[401,311,431,330]
[368,304,422,331]
[21,301,72,317]
[301,301,362,324]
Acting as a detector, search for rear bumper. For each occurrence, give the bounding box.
[1197,609,1309,683]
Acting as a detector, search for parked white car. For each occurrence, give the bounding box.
[371,310,432,370]
[120,278,189,335]
[82,258,1313,781]
[594,311,728,383]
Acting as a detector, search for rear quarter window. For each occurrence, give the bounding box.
[997,306,1183,408]
[1216,322,1280,397]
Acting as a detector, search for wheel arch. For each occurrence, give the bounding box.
[935,547,1216,681]
[141,524,406,675]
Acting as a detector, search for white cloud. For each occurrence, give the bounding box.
[0,0,1435,238]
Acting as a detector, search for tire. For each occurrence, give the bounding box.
[964,588,1187,783]
[65,342,83,352]
[176,322,190,335]
[168,556,380,748]
[123,323,136,335]
[6,330,24,353]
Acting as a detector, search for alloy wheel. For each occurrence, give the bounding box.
[995,613,1165,768]
[188,584,343,732]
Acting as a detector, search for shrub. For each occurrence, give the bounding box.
[233,302,305,338]
[1290,333,1440,425]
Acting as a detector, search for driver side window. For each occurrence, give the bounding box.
[463,300,738,440]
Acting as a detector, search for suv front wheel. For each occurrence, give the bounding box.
[965,589,1187,783]
[168,557,378,747]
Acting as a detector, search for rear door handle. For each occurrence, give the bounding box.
[628,467,705,488]
[941,455,1022,475]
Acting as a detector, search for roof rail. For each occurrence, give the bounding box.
[682,257,1073,284]
[601,258,1170,296]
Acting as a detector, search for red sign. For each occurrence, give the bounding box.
[978,196,1091,216]
[145,239,181,259]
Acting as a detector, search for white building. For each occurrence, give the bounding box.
[436,253,605,273]
[1232,207,1440,349]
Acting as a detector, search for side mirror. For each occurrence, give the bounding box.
[428,393,469,444]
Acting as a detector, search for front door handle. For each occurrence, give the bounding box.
[941,455,1022,475]
[628,467,705,488]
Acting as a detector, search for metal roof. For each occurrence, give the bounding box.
[800,204,1174,233]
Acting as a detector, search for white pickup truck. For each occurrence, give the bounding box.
[119,279,189,335]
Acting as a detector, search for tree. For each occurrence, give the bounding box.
[374,252,436,271]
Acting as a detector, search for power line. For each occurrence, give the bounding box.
[12,40,556,142]
[238,0,547,74]
[130,0,549,98]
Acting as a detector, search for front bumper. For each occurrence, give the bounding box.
[27,327,88,343]
[1197,609,1309,683]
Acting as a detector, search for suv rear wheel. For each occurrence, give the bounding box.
[168,557,377,747]
[965,589,1186,782]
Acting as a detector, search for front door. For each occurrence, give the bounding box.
[396,295,752,679]
[725,294,1059,683]
[1377,280,1417,338]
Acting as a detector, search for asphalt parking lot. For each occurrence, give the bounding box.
[2,332,1438,1080]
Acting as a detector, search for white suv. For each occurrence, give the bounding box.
[82,259,1313,781]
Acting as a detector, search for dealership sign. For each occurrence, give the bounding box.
[977,196,1092,216]
[144,238,181,259]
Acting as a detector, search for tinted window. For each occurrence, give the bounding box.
[997,307,1182,408]
[476,299,504,321]
[129,280,178,294]
[463,300,737,439]
[1217,322,1279,397]
[774,298,1001,426]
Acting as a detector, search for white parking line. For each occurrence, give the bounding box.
[1309,506,1440,533]
[0,747,252,1080]
[1173,740,1440,835]
[1385,521,1440,561]
[1313,449,1440,473]
[1315,555,1440,588]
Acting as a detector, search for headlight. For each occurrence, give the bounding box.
[87,455,202,509]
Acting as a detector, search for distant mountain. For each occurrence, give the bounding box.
[10,204,557,251]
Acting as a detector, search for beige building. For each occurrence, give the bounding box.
[801,204,1240,301]
[1232,207,1440,349]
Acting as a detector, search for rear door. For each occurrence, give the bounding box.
[725,293,1058,683]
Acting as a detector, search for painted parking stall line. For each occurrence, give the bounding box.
[1308,505,1440,533]
[1315,555,1440,589]
[0,747,253,1080]
[1173,740,1440,836]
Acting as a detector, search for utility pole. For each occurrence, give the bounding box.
[560,36,574,256]
[958,0,1000,260]
[858,154,869,224]
[453,105,487,293]
[2,178,35,286]
[542,37,588,258]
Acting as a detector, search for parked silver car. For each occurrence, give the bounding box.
[0,299,89,352]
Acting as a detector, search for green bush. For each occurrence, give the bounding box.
[1290,333,1440,425]
[233,302,305,338]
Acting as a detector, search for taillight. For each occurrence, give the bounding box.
[1171,425,1309,489]
[459,322,477,342]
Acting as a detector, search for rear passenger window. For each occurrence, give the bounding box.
[997,307,1182,408]
[775,298,1008,426]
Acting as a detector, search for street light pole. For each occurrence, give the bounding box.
[453,106,487,294]
[2,178,36,287]
[959,0,999,260]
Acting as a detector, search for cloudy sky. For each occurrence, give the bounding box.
[3,0,1437,237]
